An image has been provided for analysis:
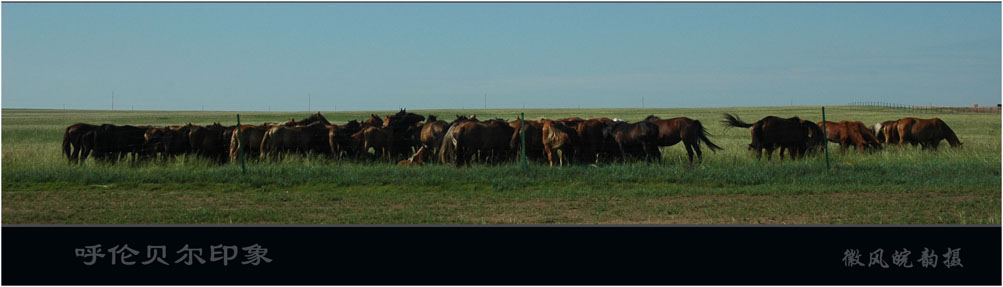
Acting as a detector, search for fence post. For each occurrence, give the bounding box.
[521,112,528,170]
[237,114,246,174]
[821,107,830,170]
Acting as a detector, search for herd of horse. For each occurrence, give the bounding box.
[61,110,963,167]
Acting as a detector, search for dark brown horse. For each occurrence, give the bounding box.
[509,118,546,162]
[722,114,824,161]
[644,115,722,164]
[438,115,478,164]
[82,124,150,163]
[259,122,331,160]
[893,117,962,149]
[602,120,661,163]
[382,109,426,161]
[63,123,99,164]
[542,119,580,166]
[573,117,615,163]
[328,120,362,158]
[294,112,331,126]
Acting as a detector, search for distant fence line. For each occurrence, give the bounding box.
[847,101,1001,114]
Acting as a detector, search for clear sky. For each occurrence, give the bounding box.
[2,3,1000,111]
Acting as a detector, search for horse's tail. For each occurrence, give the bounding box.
[936,118,962,147]
[229,129,240,161]
[694,120,723,152]
[439,126,456,164]
[721,113,753,129]
[62,126,73,160]
[259,130,272,159]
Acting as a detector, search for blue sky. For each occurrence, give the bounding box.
[2,3,999,111]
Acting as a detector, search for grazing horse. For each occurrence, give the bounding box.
[644,115,723,164]
[602,120,661,163]
[818,121,880,153]
[873,120,900,145]
[420,115,449,157]
[83,124,149,163]
[438,115,478,164]
[229,124,271,161]
[894,117,962,149]
[509,119,546,162]
[447,119,515,167]
[259,122,331,160]
[574,117,615,163]
[722,114,824,161]
[189,123,229,163]
[541,119,580,166]
[63,123,99,164]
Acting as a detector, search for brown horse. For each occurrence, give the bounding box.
[894,117,962,149]
[722,114,824,161]
[542,119,580,166]
[447,119,515,166]
[557,117,585,127]
[573,117,614,163]
[818,121,881,153]
[328,120,362,158]
[361,114,384,129]
[229,124,271,161]
[189,122,229,163]
[644,115,722,164]
[420,115,449,156]
[602,120,661,163]
[873,120,900,144]
[294,112,331,126]
[509,118,546,162]
[259,122,330,160]
[63,123,99,164]
[438,115,479,164]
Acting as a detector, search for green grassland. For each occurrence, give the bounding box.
[2,106,1000,224]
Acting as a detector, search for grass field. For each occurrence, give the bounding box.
[2,106,1000,224]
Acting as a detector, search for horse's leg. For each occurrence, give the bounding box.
[684,143,695,165]
[693,141,704,164]
[544,144,554,167]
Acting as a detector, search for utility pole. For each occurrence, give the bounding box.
[111,91,115,111]
[641,96,645,109]
[308,94,312,112]
[484,93,487,109]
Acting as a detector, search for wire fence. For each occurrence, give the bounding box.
[847,101,1001,114]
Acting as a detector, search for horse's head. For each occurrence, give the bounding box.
[427,114,438,123]
[644,115,660,122]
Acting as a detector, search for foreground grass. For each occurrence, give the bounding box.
[2,107,1000,224]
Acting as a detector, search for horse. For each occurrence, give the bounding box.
[644,115,723,164]
[893,117,962,149]
[438,115,478,164]
[398,146,430,166]
[361,114,384,129]
[359,126,393,162]
[541,119,580,166]
[557,117,585,128]
[62,123,99,164]
[602,120,661,163]
[722,114,824,161]
[873,120,900,145]
[259,122,331,161]
[83,124,149,164]
[573,117,615,163]
[420,114,449,157]
[294,112,331,126]
[509,119,546,162]
[189,123,229,164]
[382,109,426,160]
[229,124,271,162]
[818,121,880,153]
[447,119,515,167]
[328,120,362,159]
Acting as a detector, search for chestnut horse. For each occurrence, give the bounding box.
[447,119,514,166]
[893,117,962,149]
[818,121,881,153]
[873,120,899,144]
[509,118,546,162]
[644,115,723,164]
[541,119,580,166]
[420,115,449,157]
